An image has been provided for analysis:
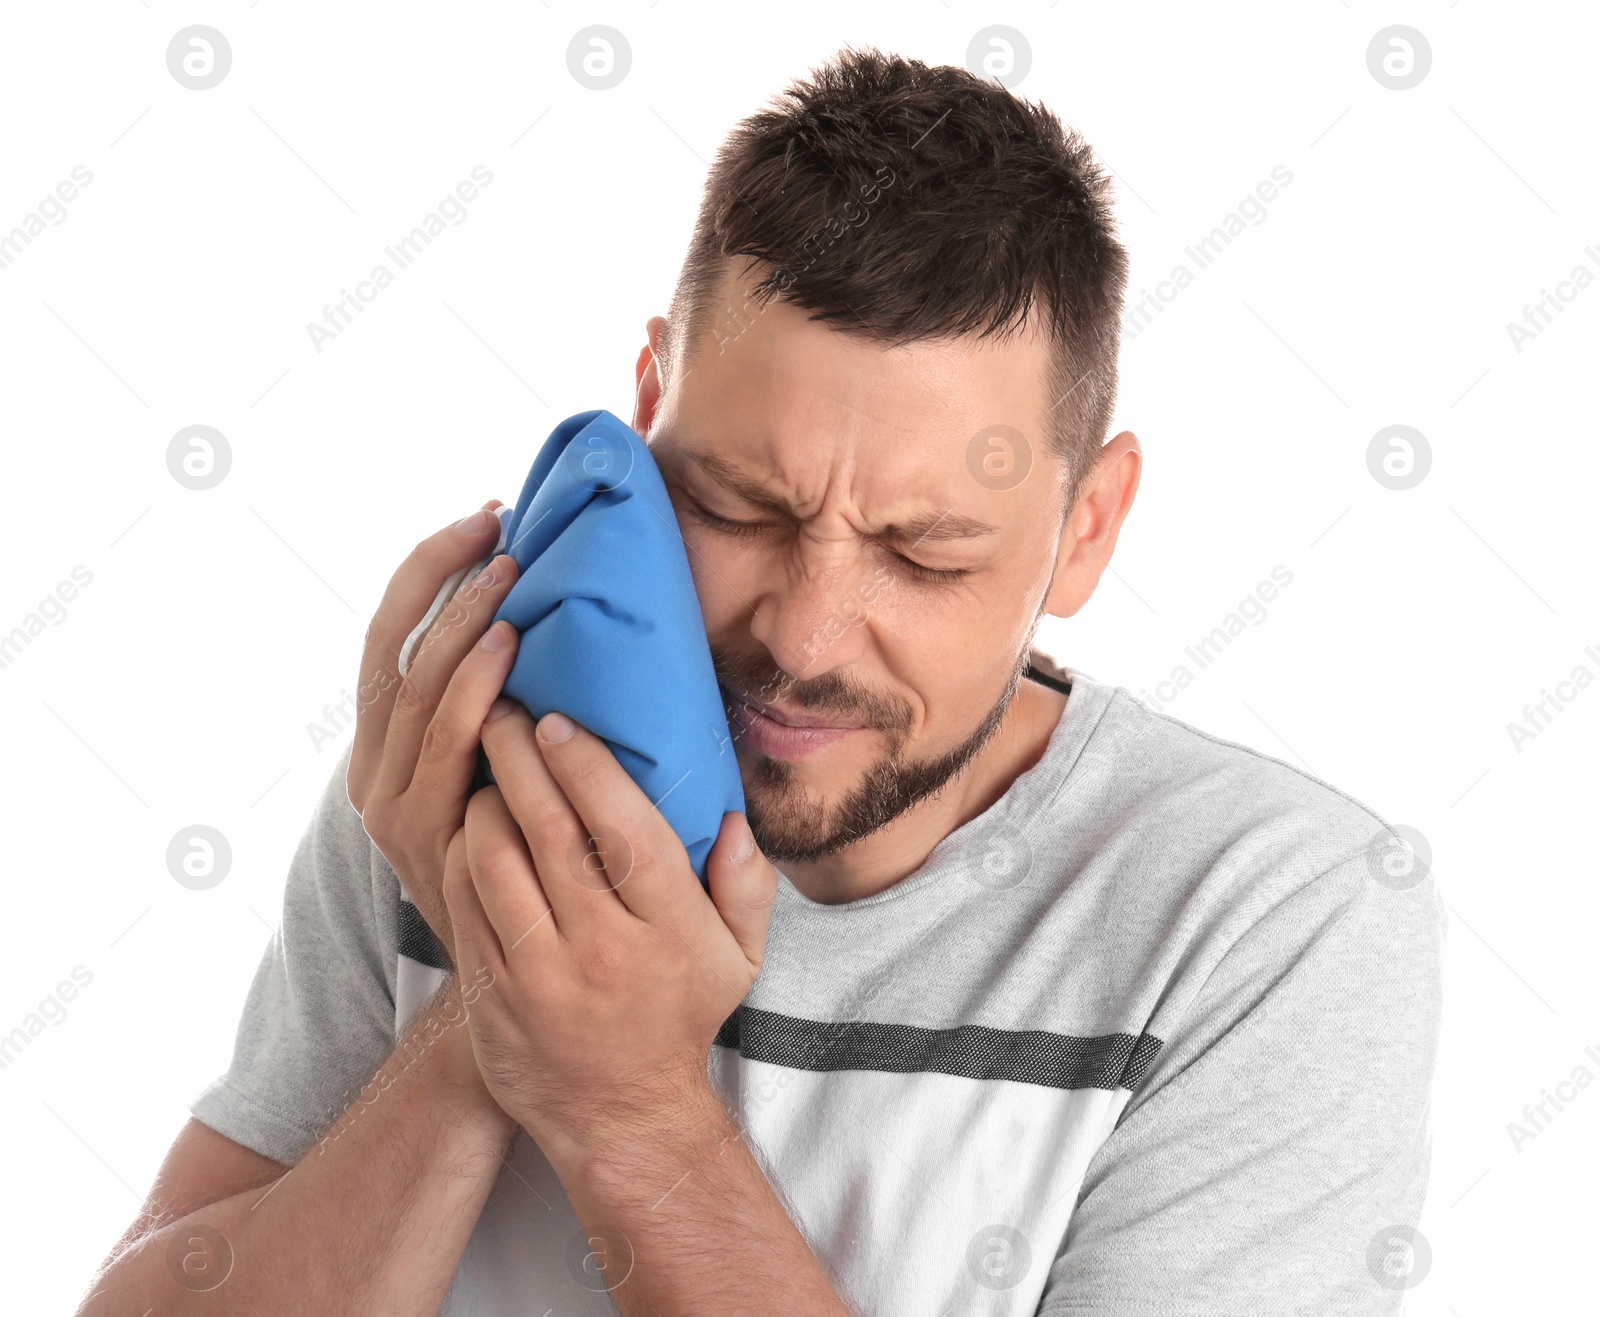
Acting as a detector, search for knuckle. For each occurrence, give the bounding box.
[463,786,502,837]
[465,785,506,836]
[452,575,488,610]
[392,673,429,719]
[609,834,652,886]
[417,717,456,768]
[365,621,402,668]
[533,811,578,857]
[575,824,644,886]
[434,598,469,636]
[478,711,513,751]
[581,933,629,988]
[476,839,526,885]
[563,750,606,789]
[357,663,398,709]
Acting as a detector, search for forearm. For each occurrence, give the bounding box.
[559,1090,857,1317]
[80,980,515,1316]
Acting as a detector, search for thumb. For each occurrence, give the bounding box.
[707,811,777,971]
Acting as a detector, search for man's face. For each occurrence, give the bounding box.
[646,267,1065,866]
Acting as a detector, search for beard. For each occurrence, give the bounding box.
[711,624,1042,866]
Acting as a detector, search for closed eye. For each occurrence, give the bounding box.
[682,501,972,585]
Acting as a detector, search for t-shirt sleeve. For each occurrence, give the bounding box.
[189,742,401,1165]
[1035,852,1448,1317]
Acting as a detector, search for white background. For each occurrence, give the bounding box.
[1,3,1594,1312]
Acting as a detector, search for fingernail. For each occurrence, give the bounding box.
[454,509,492,533]
[480,621,512,651]
[485,697,518,721]
[539,712,576,744]
[732,813,755,864]
[471,560,498,589]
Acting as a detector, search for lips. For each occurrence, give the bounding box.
[730,691,863,731]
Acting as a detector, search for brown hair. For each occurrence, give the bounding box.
[659,44,1129,514]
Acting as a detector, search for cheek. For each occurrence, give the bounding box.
[678,526,750,627]
[868,578,1020,674]
[667,499,715,592]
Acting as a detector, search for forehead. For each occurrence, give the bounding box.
[657,264,1055,516]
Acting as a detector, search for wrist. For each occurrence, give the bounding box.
[414,981,518,1147]
[559,1082,732,1204]
[445,1088,520,1159]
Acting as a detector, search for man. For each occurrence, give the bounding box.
[78,46,1444,1316]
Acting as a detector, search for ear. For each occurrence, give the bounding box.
[632,315,669,438]
[1042,431,1143,620]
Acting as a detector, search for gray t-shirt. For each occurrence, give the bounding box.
[191,662,1446,1315]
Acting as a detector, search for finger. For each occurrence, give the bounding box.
[443,824,505,979]
[402,617,521,847]
[706,812,779,974]
[372,551,521,804]
[478,705,612,936]
[525,711,694,927]
[350,501,504,806]
[463,785,556,956]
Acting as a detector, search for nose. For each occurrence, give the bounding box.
[745,540,876,686]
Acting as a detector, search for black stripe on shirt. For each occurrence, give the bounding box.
[714,1005,1162,1093]
[397,898,449,971]
[1025,664,1072,696]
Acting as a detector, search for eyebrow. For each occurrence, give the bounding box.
[683,449,1000,547]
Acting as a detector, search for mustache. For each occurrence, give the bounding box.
[712,651,909,732]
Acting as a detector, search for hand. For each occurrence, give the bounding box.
[441,704,778,1179]
[347,502,523,963]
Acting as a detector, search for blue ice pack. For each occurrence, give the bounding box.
[401,410,745,887]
